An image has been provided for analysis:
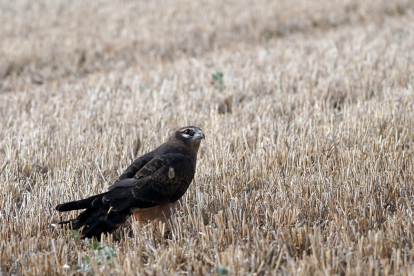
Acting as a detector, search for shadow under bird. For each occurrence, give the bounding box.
[56,126,205,239]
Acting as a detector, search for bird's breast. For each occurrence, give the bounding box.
[130,202,177,225]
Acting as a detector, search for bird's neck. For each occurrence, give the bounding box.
[187,141,201,168]
[163,138,201,168]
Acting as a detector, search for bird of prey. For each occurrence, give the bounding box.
[56,126,205,239]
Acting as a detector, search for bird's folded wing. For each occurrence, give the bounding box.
[115,153,154,182]
[104,153,195,211]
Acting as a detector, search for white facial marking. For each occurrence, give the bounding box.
[181,128,193,138]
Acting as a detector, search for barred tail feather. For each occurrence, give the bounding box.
[56,194,105,212]
[56,192,131,239]
[58,207,131,239]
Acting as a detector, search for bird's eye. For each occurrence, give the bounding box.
[184,129,191,135]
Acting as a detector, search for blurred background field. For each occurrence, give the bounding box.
[1,0,414,275]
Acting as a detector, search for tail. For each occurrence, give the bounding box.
[56,194,130,239]
[56,193,105,212]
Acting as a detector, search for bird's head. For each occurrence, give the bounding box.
[169,126,205,151]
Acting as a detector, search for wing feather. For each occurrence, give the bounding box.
[103,153,195,212]
[115,153,154,182]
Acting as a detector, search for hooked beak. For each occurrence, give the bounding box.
[194,129,205,139]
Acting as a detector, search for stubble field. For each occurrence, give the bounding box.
[1,0,414,275]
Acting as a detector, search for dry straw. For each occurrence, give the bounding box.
[1,0,413,275]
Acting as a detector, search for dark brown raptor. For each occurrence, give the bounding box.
[56,126,205,239]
